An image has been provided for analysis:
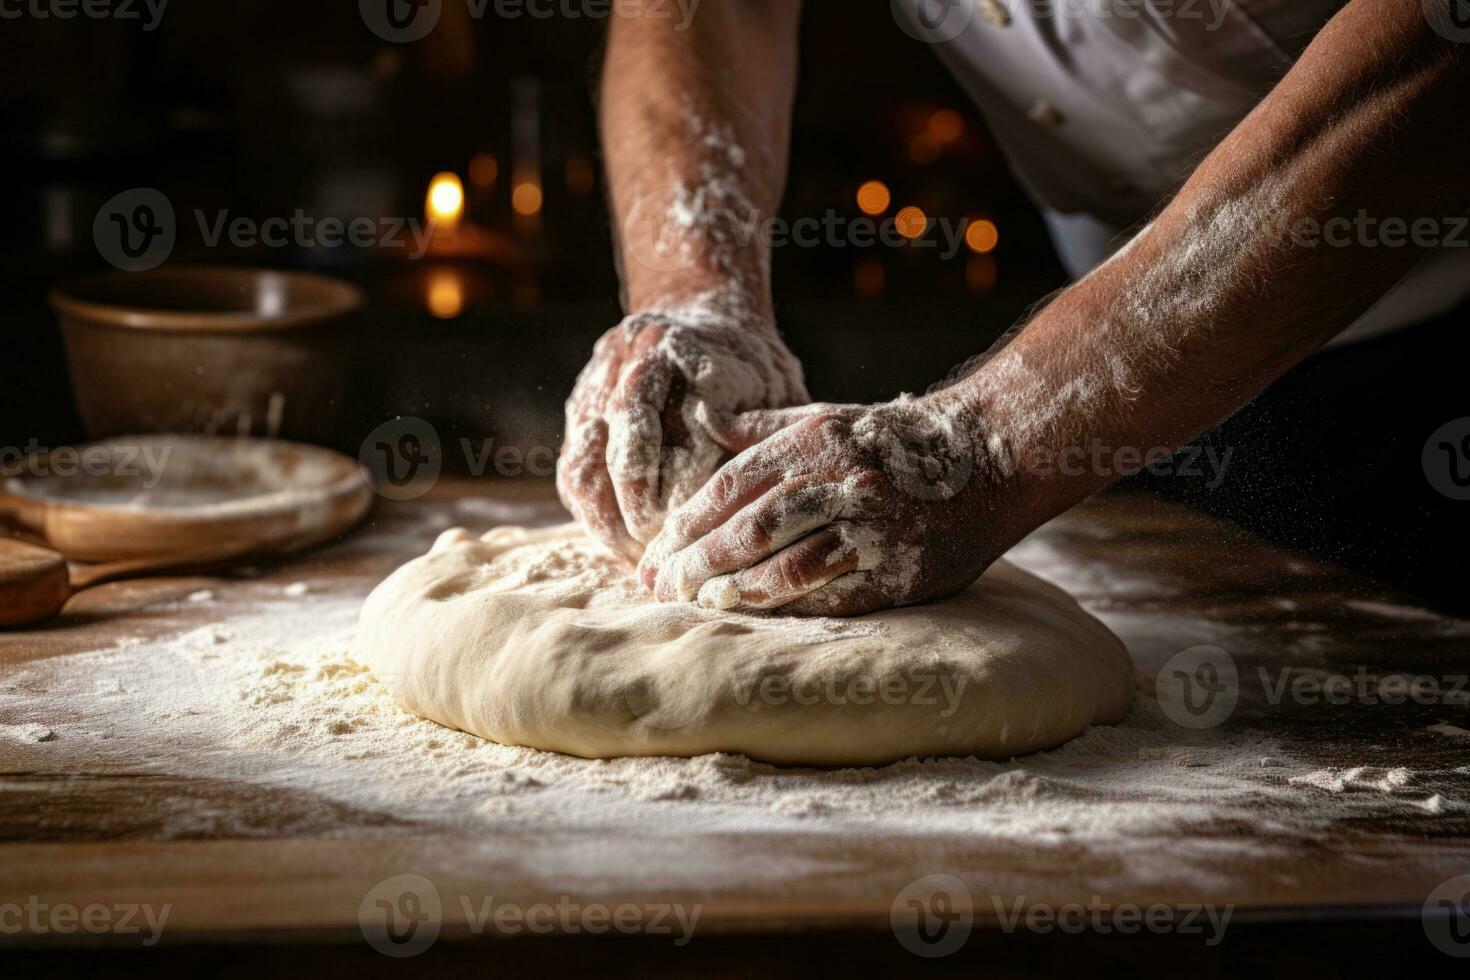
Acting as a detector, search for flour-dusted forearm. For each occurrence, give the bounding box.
[948,0,1470,552]
[558,2,811,559]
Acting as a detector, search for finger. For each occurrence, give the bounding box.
[694,523,865,612]
[557,419,642,565]
[781,571,895,618]
[651,479,846,602]
[637,445,790,588]
[605,357,673,543]
[698,403,836,455]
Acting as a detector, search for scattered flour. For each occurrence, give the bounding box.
[0,507,1463,890]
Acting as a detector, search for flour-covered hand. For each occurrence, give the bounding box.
[557,288,809,563]
[636,395,1001,616]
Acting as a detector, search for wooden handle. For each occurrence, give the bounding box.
[68,537,271,590]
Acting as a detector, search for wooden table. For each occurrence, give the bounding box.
[2,479,1467,976]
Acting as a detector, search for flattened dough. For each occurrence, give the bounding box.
[359,524,1133,766]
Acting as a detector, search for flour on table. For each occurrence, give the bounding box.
[1,506,1463,890]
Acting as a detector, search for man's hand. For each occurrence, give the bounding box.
[636,395,1000,616]
[563,1,805,560]
[557,297,808,563]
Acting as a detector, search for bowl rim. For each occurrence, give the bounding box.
[48,265,363,333]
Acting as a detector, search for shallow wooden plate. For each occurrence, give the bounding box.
[0,435,373,562]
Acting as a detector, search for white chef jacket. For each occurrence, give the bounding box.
[897,0,1470,342]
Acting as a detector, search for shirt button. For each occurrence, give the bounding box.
[977,0,1012,27]
[1028,101,1065,128]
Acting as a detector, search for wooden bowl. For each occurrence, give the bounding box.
[0,435,373,563]
[50,266,361,443]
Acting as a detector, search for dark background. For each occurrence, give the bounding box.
[1,2,1465,611]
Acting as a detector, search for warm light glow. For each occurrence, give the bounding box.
[966,255,998,294]
[426,172,465,231]
[895,206,927,240]
[856,180,891,216]
[908,133,941,165]
[854,260,885,300]
[965,218,1000,254]
[426,269,465,319]
[512,181,543,216]
[929,109,965,143]
[469,153,499,188]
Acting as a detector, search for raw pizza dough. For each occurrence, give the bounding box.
[358,524,1133,766]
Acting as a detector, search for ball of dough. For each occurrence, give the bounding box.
[358,524,1133,766]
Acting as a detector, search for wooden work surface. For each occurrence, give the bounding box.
[2,479,1467,973]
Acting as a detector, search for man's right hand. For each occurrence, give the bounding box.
[557,296,809,563]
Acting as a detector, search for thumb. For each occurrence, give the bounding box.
[696,402,835,454]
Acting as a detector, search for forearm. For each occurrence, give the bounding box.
[600,0,801,322]
[945,0,1470,545]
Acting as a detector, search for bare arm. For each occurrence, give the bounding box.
[558,2,809,560]
[600,0,800,313]
[949,0,1470,549]
[639,0,1470,615]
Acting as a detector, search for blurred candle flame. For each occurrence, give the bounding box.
[426,172,465,232]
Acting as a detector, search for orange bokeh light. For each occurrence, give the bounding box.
[856,180,891,216]
[512,182,543,216]
[426,172,464,231]
[929,109,965,143]
[965,218,999,254]
[895,206,928,240]
[908,133,941,165]
[427,269,465,319]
